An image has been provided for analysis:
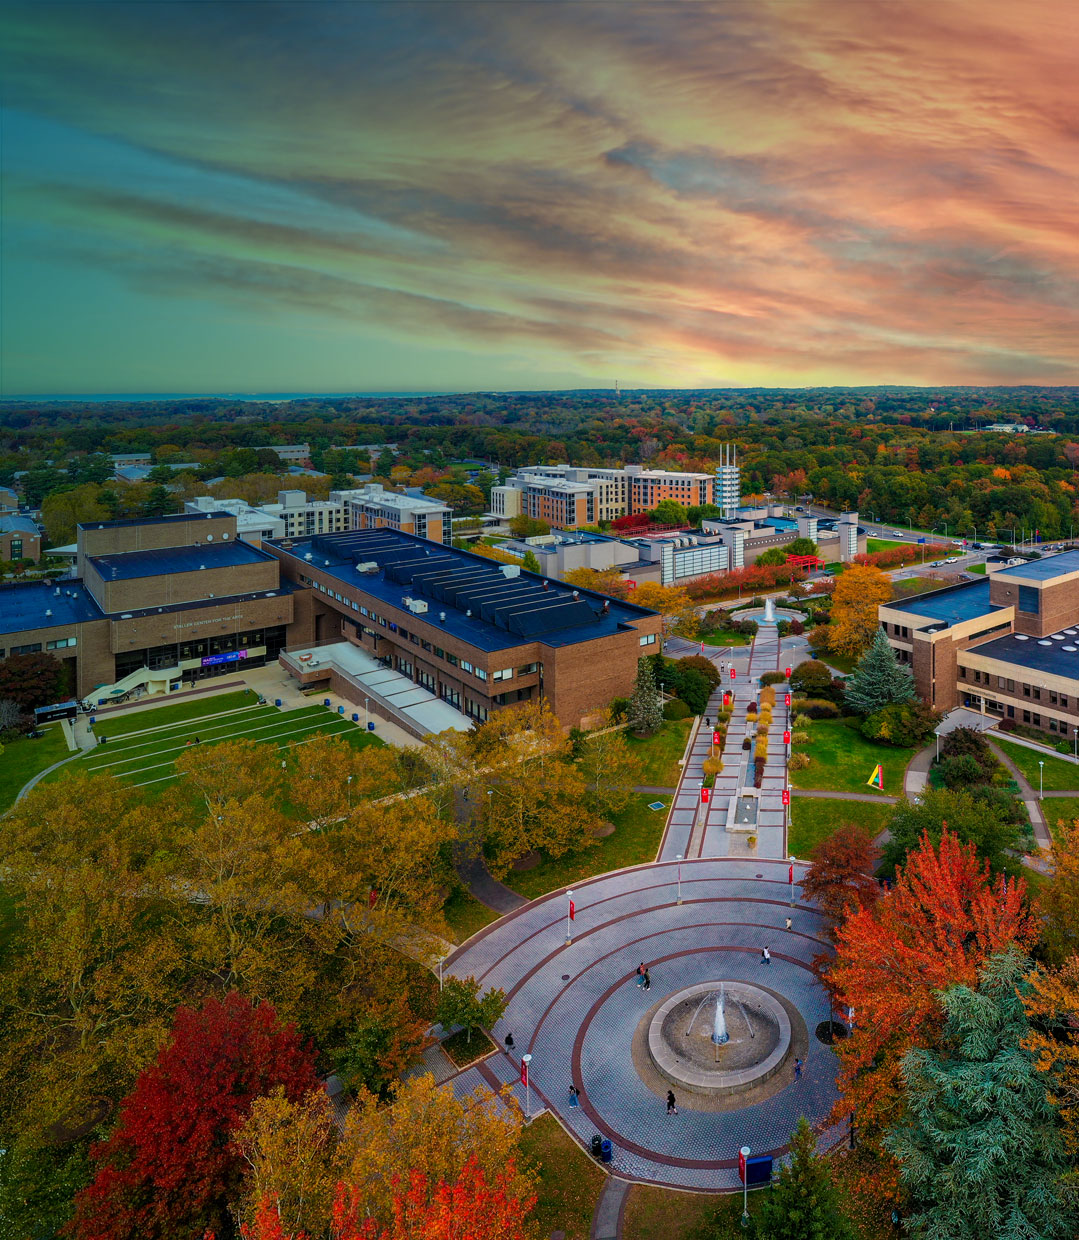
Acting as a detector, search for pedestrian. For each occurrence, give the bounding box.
[569,1085,580,1108]
[761,946,771,965]
[504,1032,515,1050]
[666,1089,678,1116]
[194,735,201,744]
[794,1058,803,1080]
[643,968,651,990]
[785,917,792,931]
[636,961,646,988]
[705,716,711,727]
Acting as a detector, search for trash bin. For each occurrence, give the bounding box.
[590,1135,602,1159]
[338,705,344,715]
[352,713,359,723]
[275,698,282,707]
[323,698,331,707]
[367,721,376,731]
[600,1139,613,1163]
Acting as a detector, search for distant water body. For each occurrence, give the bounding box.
[2,391,452,403]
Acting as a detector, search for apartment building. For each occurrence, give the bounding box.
[339,483,451,544]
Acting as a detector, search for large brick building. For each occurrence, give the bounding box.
[880,549,1079,740]
[0,516,659,731]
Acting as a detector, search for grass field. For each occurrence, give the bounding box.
[697,627,752,646]
[623,1185,762,1240]
[53,701,382,791]
[506,793,672,900]
[1043,798,1079,839]
[790,719,912,797]
[808,648,857,674]
[0,724,72,811]
[442,886,499,943]
[518,1114,605,1240]
[93,688,258,738]
[624,719,693,787]
[867,538,916,553]
[967,562,987,575]
[789,797,894,858]
[994,738,1079,793]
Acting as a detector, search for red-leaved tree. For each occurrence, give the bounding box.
[243,1157,535,1240]
[829,829,1035,1148]
[67,992,319,1240]
[801,825,881,937]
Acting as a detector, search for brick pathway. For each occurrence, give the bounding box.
[445,858,839,1190]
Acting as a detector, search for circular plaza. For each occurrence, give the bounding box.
[445,857,841,1190]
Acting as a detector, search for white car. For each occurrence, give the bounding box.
[944,556,960,564]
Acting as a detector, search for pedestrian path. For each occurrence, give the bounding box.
[591,1175,630,1240]
[987,740,1051,851]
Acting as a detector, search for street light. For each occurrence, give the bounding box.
[1074,727,1077,760]
[347,774,353,809]
[438,955,446,991]
[740,1147,751,1228]
[1039,760,1044,800]
[521,1054,532,1120]
[676,853,683,904]
[364,697,369,729]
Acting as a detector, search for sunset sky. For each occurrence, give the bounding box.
[3,0,1078,395]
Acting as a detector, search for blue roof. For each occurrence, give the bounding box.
[969,630,1079,681]
[78,512,232,531]
[0,581,104,635]
[89,540,270,582]
[272,528,657,653]
[995,550,1079,582]
[889,578,998,626]
[0,516,39,536]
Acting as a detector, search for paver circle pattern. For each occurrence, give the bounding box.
[446,857,842,1189]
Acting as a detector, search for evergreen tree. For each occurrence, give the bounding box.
[885,948,1074,1240]
[521,549,542,573]
[627,656,663,735]
[754,1117,855,1240]
[843,626,914,716]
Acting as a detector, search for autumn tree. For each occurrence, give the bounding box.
[633,580,690,613]
[1035,819,1079,964]
[41,482,109,544]
[435,976,507,1044]
[1023,955,1079,1185]
[0,650,67,711]
[799,825,880,937]
[68,992,319,1240]
[886,949,1073,1239]
[829,830,1036,1148]
[828,566,892,660]
[575,721,642,820]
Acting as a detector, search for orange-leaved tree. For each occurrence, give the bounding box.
[828,565,892,659]
[1022,955,1079,1173]
[829,829,1035,1148]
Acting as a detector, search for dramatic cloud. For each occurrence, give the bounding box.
[2,0,1077,392]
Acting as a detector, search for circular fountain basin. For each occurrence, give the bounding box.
[648,981,792,1096]
[731,606,803,627]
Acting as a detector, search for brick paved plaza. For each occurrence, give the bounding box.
[446,856,841,1190]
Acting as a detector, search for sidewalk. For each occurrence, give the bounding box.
[987,740,1051,852]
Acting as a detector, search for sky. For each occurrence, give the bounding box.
[2,0,1078,395]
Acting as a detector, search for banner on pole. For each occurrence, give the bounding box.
[568,899,575,921]
[520,1060,528,1086]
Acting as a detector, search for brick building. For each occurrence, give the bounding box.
[880,549,1079,740]
[0,516,41,563]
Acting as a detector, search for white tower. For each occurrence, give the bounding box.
[716,443,741,517]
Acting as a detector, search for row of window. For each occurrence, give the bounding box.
[639,633,657,646]
[959,666,1070,708]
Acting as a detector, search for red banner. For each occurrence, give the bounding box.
[784,693,791,707]
[784,667,791,678]
[520,1060,528,1086]
[781,789,790,806]
[730,668,737,681]
[713,730,721,745]
[569,900,575,921]
[738,1148,747,1184]
[789,863,794,884]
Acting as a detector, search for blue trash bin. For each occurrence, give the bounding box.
[274,698,282,707]
[367,721,376,731]
[600,1139,613,1163]
[338,705,344,715]
[323,698,331,707]
[352,713,359,723]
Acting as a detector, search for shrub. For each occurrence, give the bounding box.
[747,701,758,713]
[755,738,769,760]
[860,700,941,748]
[609,696,629,722]
[750,596,765,608]
[663,699,691,721]
[790,619,804,636]
[789,752,811,770]
[675,655,722,693]
[746,711,758,723]
[702,756,724,777]
[759,671,786,687]
[808,625,833,652]
[938,754,984,790]
[757,722,769,737]
[742,737,752,751]
[753,756,765,787]
[791,731,809,744]
[998,717,1017,732]
[717,708,732,723]
[792,698,840,719]
[793,713,812,728]
[760,685,777,707]
[789,660,833,696]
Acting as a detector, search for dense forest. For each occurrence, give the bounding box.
[3,386,1079,541]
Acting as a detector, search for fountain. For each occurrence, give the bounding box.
[648,981,792,1096]
[762,596,776,625]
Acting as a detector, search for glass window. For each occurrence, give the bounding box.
[1017,585,1039,614]
[460,660,473,673]
[475,668,487,681]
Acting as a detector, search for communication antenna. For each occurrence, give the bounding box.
[614,379,621,399]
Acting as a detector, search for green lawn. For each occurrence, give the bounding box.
[967,562,987,575]
[92,688,259,738]
[697,627,752,646]
[506,794,672,900]
[790,718,912,797]
[789,797,894,859]
[867,538,916,553]
[0,724,73,812]
[624,1185,763,1240]
[1042,798,1079,840]
[808,648,857,674]
[624,719,693,787]
[994,738,1079,793]
[442,886,499,944]
[51,704,382,792]
[518,1114,606,1240]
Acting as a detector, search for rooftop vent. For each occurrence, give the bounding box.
[304,552,313,561]
[356,561,379,573]
[500,564,521,579]
[407,599,428,614]
[207,534,214,541]
[439,611,446,623]
[1015,634,1029,641]
[45,609,52,617]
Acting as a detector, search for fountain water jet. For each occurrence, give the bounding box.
[762,596,776,624]
[711,985,729,1045]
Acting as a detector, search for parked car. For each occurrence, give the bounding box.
[945,556,960,564]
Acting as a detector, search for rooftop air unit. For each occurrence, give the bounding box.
[501,564,521,578]
[356,561,379,573]
[407,599,428,614]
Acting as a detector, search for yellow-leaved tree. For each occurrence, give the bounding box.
[828,565,893,660]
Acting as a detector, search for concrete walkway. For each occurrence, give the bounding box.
[591,1175,631,1240]
[792,789,898,805]
[987,740,1051,851]
[904,742,935,798]
[456,850,526,915]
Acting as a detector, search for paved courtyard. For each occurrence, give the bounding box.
[446,856,841,1189]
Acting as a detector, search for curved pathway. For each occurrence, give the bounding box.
[446,857,838,1190]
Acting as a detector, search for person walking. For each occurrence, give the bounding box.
[642,968,651,990]
[785,917,792,931]
[761,946,771,965]
[636,962,647,988]
[569,1085,580,1108]
[666,1090,678,1116]
[794,1058,803,1080]
[504,1032,515,1050]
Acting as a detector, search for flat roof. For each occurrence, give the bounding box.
[888,578,999,626]
[969,630,1079,681]
[994,550,1079,582]
[89,539,271,582]
[78,512,232,531]
[271,528,657,653]
[0,580,104,635]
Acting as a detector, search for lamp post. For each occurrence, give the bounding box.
[438,955,445,991]
[789,854,796,906]
[364,697,369,729]
[1039,760,1044,800]
[676,853,683,904]
[521,1053,532,1120]
[740,1146,751,1228]
[1074,726,1077,760]
[346,774,352,809]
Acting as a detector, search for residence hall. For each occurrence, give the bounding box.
[879,549,1079,739]
[0,512,296,701]
[266,528,663,728]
